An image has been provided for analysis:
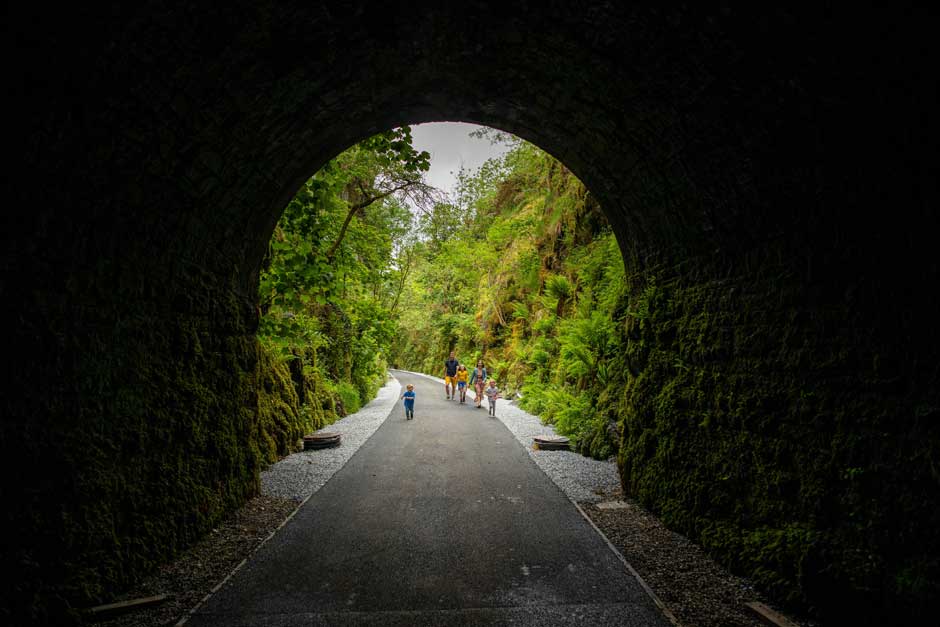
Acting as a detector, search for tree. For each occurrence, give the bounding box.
[324,127,439,262]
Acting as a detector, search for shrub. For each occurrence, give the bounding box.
[335,381,361,416]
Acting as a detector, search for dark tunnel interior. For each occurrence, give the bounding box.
[3,4,938,624]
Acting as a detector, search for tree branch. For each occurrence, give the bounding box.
[325,180,419,261]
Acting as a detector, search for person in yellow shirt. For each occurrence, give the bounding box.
[455,364,469,404]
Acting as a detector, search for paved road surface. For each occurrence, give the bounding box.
[184,370,669,626]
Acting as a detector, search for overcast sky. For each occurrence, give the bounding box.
[410,122,513,199]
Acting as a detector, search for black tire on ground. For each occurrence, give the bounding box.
[303,432,341,450]
[304,439,341,450]
[533,436,570,451]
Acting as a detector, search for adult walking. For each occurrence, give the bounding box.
[443,350,460,400]
[469,359,488,409]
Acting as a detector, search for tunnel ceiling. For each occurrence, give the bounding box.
[6,4,932,300]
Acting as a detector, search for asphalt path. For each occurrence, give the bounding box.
[184,370,669,626]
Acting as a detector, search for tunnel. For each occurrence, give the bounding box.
[3,3,937,624]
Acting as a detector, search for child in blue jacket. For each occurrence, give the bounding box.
[401,384,416,420]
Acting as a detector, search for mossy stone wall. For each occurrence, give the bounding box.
[615,246,940,622]
[3,257,347,623]
[4,266,266,623]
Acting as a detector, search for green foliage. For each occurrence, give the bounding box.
[258,126,430,419]
[335,381,362,416]
[556,311,613,388]
[393,136,620,460]
[544,273,572,301]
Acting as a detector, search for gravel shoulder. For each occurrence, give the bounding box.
[91,371,813,627]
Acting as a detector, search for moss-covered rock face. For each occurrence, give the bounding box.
[615,248,940,622]
[255,342,352,465]
[4,265,266,623]
[255,345,303,462]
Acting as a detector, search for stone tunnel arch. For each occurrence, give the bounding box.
[3,3,937,623]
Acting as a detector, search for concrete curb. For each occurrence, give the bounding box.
[571,500,683,626]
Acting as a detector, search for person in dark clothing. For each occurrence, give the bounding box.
[443,350,459,400]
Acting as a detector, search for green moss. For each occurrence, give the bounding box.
[613,252,940,623]
[2,266,270,622]
[255,346,303,462]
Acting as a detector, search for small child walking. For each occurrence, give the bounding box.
[401,384,416,420]
[456,364,469,403]
[485,379,500,416]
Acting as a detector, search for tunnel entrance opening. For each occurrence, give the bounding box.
[255,120,620,463]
